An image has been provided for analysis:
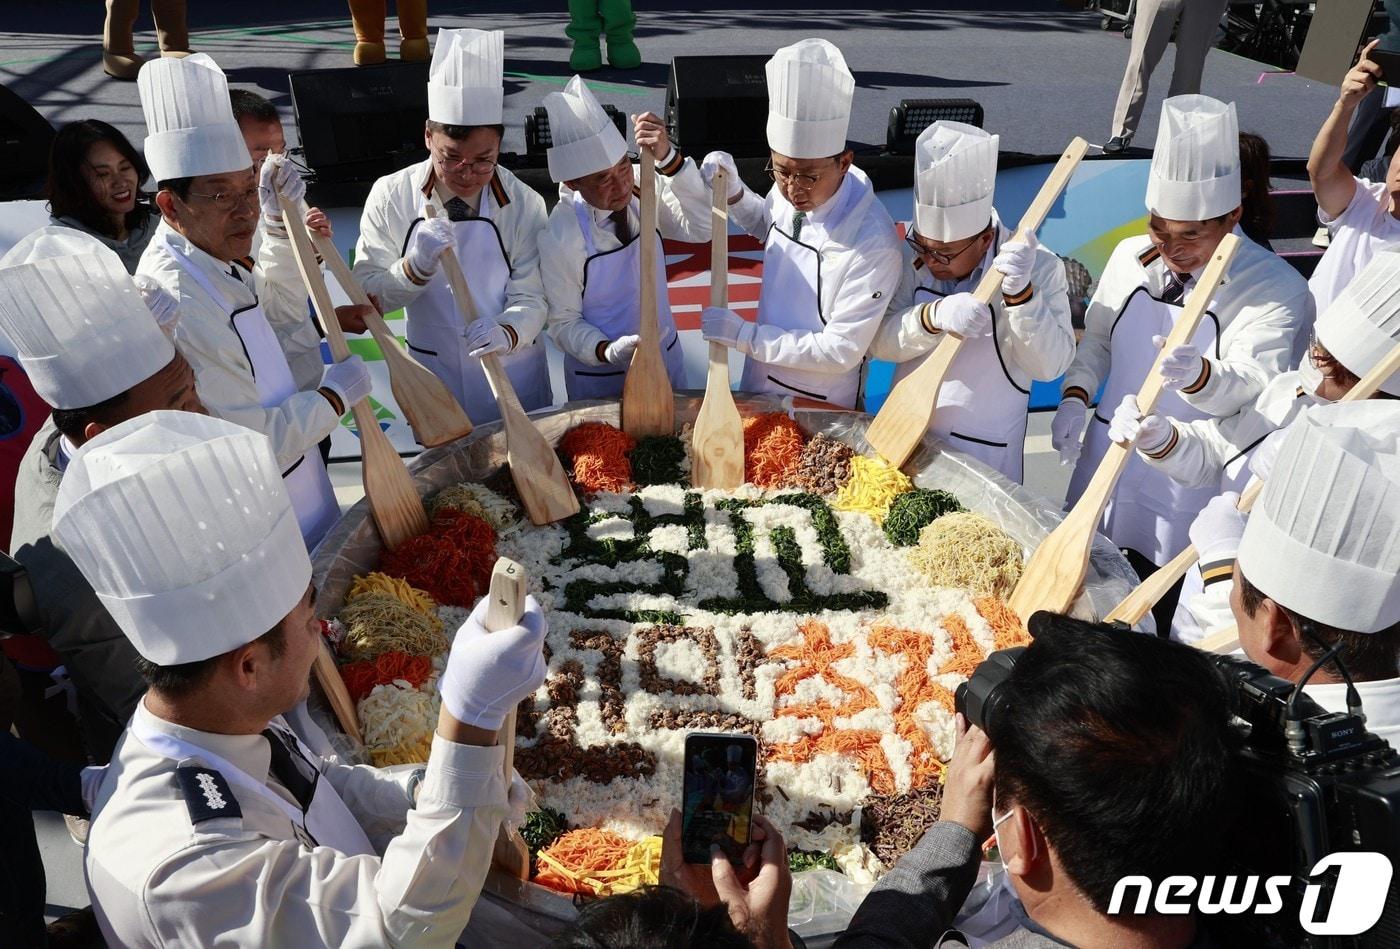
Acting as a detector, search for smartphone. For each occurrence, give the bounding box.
[681,732,758,864]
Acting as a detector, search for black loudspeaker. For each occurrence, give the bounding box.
[525,104,628,158]
[289,62,430,184]
[0,84,55,200]
[665,55,769,159]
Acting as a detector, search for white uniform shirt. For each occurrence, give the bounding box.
[1063,232,1313,419]
[88,700,508,947]
[250,218,325,395]
[727,168,902,379]
[137,221,338,471]
[354,161,550,349]
[1309,177,1400,316]
[540,151,711,364]
[1307,678,1400,745]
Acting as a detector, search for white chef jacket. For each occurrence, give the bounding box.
[1308,678,1400,745]
[869,209,1074,474]
[540,150,711,365]
[1308,177,1400,316]
[138,221,339,471]
[726,167,902,400]
[1062,231,1313,422]
[87,700,508,948]
[251,218,326,395]
[354,160,550,356]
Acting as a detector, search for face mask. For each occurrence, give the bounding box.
[991,802,1014,874]
[1297,355,1325,399]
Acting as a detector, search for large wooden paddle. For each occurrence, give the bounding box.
[865,137,1089,469]
[1007,233,1241,621]
[1104,336,1400,626]
[621,149,676,438]
[690,166,744,489]
[484,556,532,879]
[303,220,473,448]
[423,202,579,525]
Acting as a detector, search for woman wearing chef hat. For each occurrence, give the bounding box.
[700,39,902,411]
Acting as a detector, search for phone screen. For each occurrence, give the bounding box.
[681,732,758,864]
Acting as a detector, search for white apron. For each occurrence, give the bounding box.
[562,194,685,400]
[131,711,376,857]
[404,205,551,424]
[895,284,1030,482]
[1067,287,1222,564]
[163,235,339,549]
[742,218,863,409]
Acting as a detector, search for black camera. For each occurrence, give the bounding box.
[0,551,42,639]
[953,645,1022,733]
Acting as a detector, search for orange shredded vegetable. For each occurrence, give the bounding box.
[339,651,434,703]
[743,413,806,487]
[559,422,635,494]
[868,624,947,787]
[977,596,1031,650]
[533,828,636,895]
[379,509,496,608]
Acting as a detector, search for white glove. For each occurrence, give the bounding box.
[132,273,179,335]
[464,319,511,358]
[1248,427,1287,483]
[1152,335,1206,391]
[1051,398,1088,466]
[258,154,305,221]
[438,594,548,730]
[321,355,372,410]
[701,306,756,353]
[930,293,992,338]
[991,232,1038,297]
[404,217,455,280]
[700,150,743,201]
[1188,491,1248,564]
[504,770,537,835]
[1107,393,1174,455]
[604,334,640,366]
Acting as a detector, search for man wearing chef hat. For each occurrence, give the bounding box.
[1051,94,1311,628]
[700,39,901,410]
[1226,402,1400,742]
[538,77,709,400]
[60,411,547,946]
[135,53,372,549]
[355,29,554,423]
[3,228,204,763]
[868,121,1075,481]
[1111,248,1400,644]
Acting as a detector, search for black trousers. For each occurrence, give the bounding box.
[1123,547,1184,638]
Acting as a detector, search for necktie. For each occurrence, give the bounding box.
[444,196,475,222]
[1161,271,1188,305]
[262,727,317,812]
[791,210,806,241]
[610,208,633,244]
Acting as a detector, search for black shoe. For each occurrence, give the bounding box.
[1102,135,1131,154]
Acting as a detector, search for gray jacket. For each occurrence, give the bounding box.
[49,209,157,275]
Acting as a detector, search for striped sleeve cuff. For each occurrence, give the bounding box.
[1141,425,1179,460]
[1062,386,1090,404]
[1003,284,1034,307]
[1200,558,1235,587]
[1181,357,1212,394]
[919,302,940,336]
[657,148,685,177]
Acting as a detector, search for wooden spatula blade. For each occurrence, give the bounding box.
[691,167,746,489]
[622,149,676,438]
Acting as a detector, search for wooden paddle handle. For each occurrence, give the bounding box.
[711,167,729,308]
[482,558,527,780]
[314,640,363,745]
[278,193,352,364]
[1196,625,1240,654]
[638,149,659,346]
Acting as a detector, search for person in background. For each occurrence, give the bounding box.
[1103,0,1229,153]
[539,78,709,400]
[101,0,189,80]
[1307,40,1400,314]
[1237,131,1275,250]
[549,886,761,949]
[229,89,286,173]
[345,0,429,65]
[356,29,552,424]
[701,39,901,411]
[566,0,640,71]
[45,119,159,273]
[835,613,1238,948]
[868,121,1074,482]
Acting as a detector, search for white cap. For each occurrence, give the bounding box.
[52,412,312,666]
[138,54,252,182]
[428,28,504,127]
[913,121,999,243]
[1145,95,1241,221]
[1315,248,1400,397]
[1237,402,1400,633]
[765,39,854,159]
[543,76,628,183]
[0,228,174,410]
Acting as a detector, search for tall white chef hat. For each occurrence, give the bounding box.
[428,28,504,127]
[0,227,174,410]
[1313,247,1400,397]
[138,53,251,183]
[544,75,627,183]
[52,411,312,666]
[765,38,854,159]
[1236,401,1400,633]
[1145,94,1241,222]
[913,121,1000,243]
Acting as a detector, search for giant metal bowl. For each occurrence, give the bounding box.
[308,394,1143,943]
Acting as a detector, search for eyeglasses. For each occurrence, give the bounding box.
[764,161,832,191]
[906,231,982,266]
[185,186,259,212]
[434,150,498,176]
[1308,333,1339,372]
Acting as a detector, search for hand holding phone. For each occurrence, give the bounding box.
[680,732,758,864]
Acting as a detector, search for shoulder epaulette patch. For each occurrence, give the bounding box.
[175,766,242,824]
[1136,245,1161,268]
[490,171,510,208]
[632,185,642,198]
[234,256,255,273]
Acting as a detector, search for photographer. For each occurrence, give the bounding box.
[1228,402,1400,741]
[836,614,1237,948]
